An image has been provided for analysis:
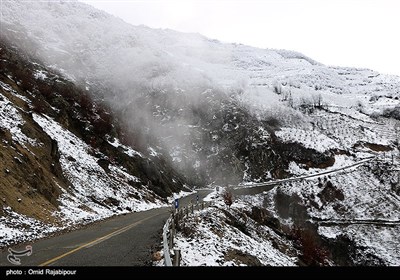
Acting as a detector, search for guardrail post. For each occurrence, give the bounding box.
[169,224,174,249]
[191,204,194,214]
[173,249,181,266]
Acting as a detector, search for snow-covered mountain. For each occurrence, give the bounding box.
[3,0,399,185]
[1,0,400,265]
[3,0,399,96]
[0,39,190,247]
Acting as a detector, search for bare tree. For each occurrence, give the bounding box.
[312,93,323,108]
[222,187,233,208]
[272,80,282,95]
[288,91,294,108]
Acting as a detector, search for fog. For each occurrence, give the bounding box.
[0,1,247,182]
[1,0,313,185]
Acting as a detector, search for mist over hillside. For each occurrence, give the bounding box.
[2,0,399,186]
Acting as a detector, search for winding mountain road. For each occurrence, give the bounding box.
[0,191,210,266]
[232,156,376,196]
[0,157,375,266]
[313,218,400,227]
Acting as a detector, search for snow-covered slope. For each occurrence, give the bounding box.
[173,200,297,266]
[0,83,165,247]
[2,0,399,104]
[0,42,188,248]
[2,1,399,184]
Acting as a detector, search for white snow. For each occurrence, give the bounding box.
[319,225,400,265]
[287,154,367,177]
[0,207,60,247]
[33,70,47,80]
[167,190,194,204]
[318,226,340,239]
[1,0,399,117]
[263,158,400,265]
[107,137,143,158]
[202,187,219,202]
[148,147,160,157]
[0,80,31,103]
[0,92,37,146]
[174,205,296,266]
[32,113,166,225]
[276,127,339,153]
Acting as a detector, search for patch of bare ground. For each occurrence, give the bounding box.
[224,249,263,266]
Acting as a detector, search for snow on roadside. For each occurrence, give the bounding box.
[202,187,221,202]
[0,207,60,248]
[167,190,195,204]
[174,205,297,266]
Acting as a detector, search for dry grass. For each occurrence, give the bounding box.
[0,76,68,224]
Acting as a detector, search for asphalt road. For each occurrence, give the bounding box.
[0,157,372,267]
[0,190,210,266]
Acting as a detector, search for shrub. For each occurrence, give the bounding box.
[37,83,53,97]
[222,187,233,208]
[91,106,114,136]
[78,92,93,112]
[291,226,330,266]
[32,97,47,114]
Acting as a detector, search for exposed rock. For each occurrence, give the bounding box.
[224,249,263,266]
[318,181,345,204]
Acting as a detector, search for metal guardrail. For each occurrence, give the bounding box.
[162,201,212,266]
[236,156,376,189]
[162,217,173,266]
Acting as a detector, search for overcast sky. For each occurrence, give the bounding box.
[80,0,400,76]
